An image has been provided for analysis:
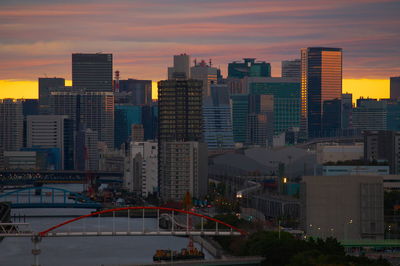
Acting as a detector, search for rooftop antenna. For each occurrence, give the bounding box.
[209,59,212,68]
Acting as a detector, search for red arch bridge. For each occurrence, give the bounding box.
[0,206,247,238]
[0,207,246,266]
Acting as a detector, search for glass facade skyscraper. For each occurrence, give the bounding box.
[114,105,142,148]
[301,47,342,138]
[231,94,249,143]
[72,53,113,91]
[250,78,301,135]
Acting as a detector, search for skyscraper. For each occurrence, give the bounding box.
[0,99,23,151]
[249,77,301,135]
[231,94,249,143]
[158,79,203,142]
[168,53,191,79]
[341,93,353,130]
[118,79,152,105]
[38,77,65,113]
[190,59,218,96]
[301,47,342,138]
[50,89,115,149]
[72,53,113,91]
[228,58,271,79]
[203,84,234,153]
[353,99,387,131]
[246,94,274,147]
[281,59,301,79]
[390,76,400,100]
[158,76,206,201]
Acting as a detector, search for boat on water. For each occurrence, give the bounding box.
[153,247,205,262]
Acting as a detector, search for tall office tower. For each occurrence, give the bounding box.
[301,47,342,138]
[80,92,114,149]
[72,53,113,91]
[281,59,301,79]
[141,104,158,140]
[390,77,400,100]
[84,129,100,171]
[168,53,191,79]
[203,84,234,153]
[38,77,65,114]
[364,130,400,174]
[246,94,274,147]
[131,124,144,142]
[0,99,23,151]
[228,58,271,79]
[50,89,115,149]
[321,99,342,137]
[114,104,142,149]
[341,93,353,130]
[0,144,3,169]
[27,115,74,170]
[158,78,205,201]
[353,99,387,131]
[160,141,208,201]
[190,59,218,96]
[249,77,301,135]
[385,99,400,131]
[117,79,152,105]
[127,141,158,197]
[231,94,249,143]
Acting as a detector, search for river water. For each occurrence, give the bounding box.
[0,185,212,266]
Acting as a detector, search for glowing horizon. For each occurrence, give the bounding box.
[0,79,389,103]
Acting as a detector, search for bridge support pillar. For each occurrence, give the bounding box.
[31,234,42,266]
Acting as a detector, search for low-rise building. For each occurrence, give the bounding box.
[316,143,364,164]
[301,175,384,240]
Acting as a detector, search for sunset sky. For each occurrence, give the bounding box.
[0,0,399,100]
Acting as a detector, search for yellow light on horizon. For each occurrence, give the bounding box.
[0,78,390,103]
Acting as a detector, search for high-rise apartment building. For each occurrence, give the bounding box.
[228,58,271,79]
[127,141,158,197]
[72,53,113,91]
[281,59,301,79]
[364,130,400,174]
[38,77,65,113]
[0,99,23,151]
[159,141,208,201]
[158,79,203,142]
[27,115,74,170]
[158,74,205,201]
[301,47,342,138]
[390,77,400,100]
[190,60,218,96]
[168,54,191,79]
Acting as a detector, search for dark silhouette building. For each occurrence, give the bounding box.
[72,53,113,91]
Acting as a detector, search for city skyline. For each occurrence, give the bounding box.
[1,0,398,100]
